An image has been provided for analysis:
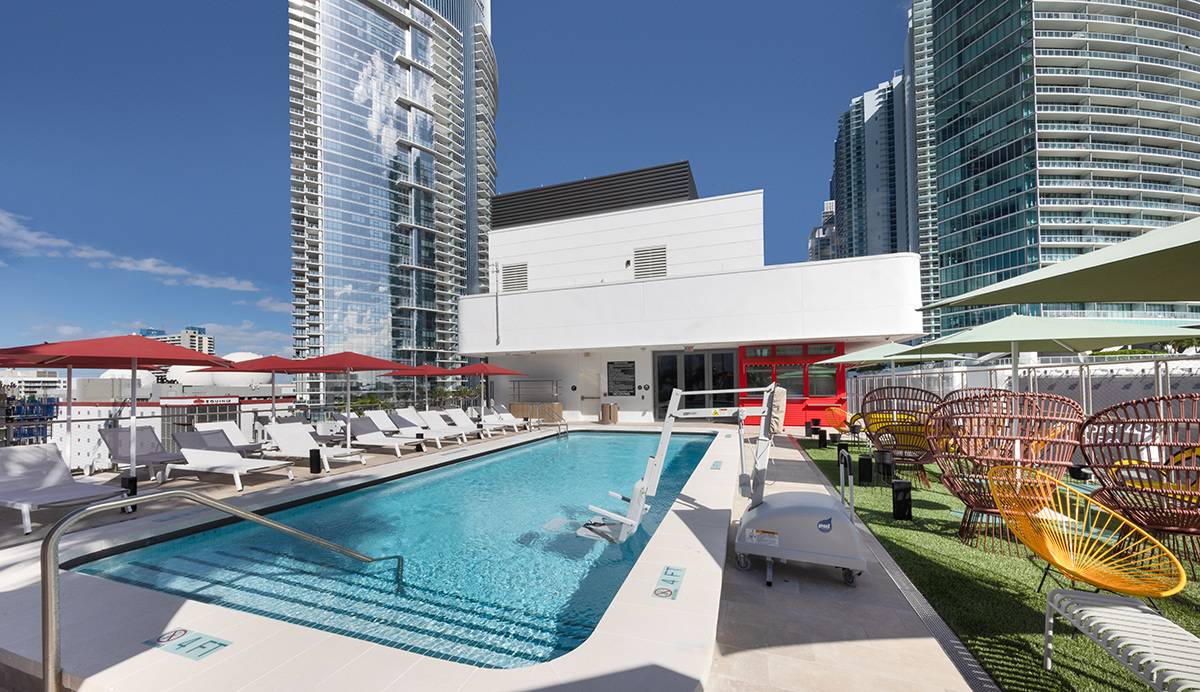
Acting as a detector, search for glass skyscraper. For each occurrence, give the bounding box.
[931,0,1200,333]
[288,0,496,404]
[830,76,912,261]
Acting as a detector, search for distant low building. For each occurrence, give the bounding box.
[140,326,215,355]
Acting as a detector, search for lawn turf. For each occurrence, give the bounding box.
[797,438,1200,692]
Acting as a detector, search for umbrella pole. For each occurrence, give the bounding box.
[129,357,137,479]
[424,375,429,411]
[271,372,277,421]
[65,365,73,470]
[345,369,352,448]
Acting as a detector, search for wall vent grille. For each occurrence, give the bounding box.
[501,263,528,292]
[633,246,667,279]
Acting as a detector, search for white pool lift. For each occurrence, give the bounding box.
[648,383,868,587]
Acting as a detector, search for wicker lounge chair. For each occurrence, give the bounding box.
[928,391,1085,553]
[1081,394,1200,578]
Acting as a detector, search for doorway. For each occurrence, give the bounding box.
[653,349,737,419]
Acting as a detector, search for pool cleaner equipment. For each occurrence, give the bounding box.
[651,383,868,587]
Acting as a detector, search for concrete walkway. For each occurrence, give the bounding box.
[707,436,982,692]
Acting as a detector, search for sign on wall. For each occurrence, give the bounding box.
[606,361,636,396]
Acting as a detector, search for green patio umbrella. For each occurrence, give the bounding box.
[893,314,1200,391]
[819,342,970,386]
[923,216,1200,310]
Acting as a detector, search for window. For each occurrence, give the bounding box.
[807,344,837,354]
[808,365,837,397]
[775,364,805,399]
[775,345,804,356]
[745,347,771,358]
[745,365,772,388]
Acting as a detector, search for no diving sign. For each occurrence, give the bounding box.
[144,628,232,661]
[653,565,686,600]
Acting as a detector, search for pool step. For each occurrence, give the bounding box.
[81,547,596,669]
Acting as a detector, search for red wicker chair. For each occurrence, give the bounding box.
[857,386,944,488]
[1080,394,1200,577]
[928,391,1085,553]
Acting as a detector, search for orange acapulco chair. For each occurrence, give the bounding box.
[857,386,944,488]
[928,391,1085,554]
[1081,394,1200,579]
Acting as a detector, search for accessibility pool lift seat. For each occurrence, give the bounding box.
[625,383,868,586]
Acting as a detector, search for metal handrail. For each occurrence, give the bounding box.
[530,402,567,437]
[40,489,404,692]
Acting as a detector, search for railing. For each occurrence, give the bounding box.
[528,402,567,437]
[41,489,404,692]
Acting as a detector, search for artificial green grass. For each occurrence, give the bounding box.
[799,440,1200,692]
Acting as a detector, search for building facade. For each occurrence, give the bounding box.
[288,0,496,404]
[462,165,923,424]
[139,327,215,356]
[808,199,836,262]
[932,0,1200,333]
[831,76,912,261]
[906,0,941,339]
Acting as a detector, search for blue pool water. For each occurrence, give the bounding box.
[76,432,712,668]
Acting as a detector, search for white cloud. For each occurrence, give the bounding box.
[0,208,259,292]
[0,210,72,257]
[199,321,292,356]
[255,297,292,313]
[21,323,125,340]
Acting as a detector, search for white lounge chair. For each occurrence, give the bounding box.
[178,448,294,491]
[98,426,185,483]
[264,423,366,472]
[348,418,426,456]
[196,420,269,454]
[444,407,507,437]
[364,410,402,433]
[493,404,533,431]
[475,407,522,433]
[576,479,650,544]
[418,409,481,440]
[393,408,466,447]
[0,443,127,534]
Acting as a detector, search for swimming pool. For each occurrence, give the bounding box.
[74,431,712,669]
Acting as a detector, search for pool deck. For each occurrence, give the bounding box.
[0,424,982,692]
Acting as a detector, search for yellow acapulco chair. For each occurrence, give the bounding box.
[987,465,1186,598]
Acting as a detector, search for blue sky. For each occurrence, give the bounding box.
[0,1,911,357]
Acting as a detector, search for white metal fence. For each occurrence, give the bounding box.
[847,355,1200,417]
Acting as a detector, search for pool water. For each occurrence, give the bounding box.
[76,432,712,668]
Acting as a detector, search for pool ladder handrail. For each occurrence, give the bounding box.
[40,489,404,692]
[530,402,567,437]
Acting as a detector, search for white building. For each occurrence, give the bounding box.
[460,165,923,424]
[139,327,215,356]
[0,369,67,399]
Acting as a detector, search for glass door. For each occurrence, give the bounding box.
[654,350,738,419]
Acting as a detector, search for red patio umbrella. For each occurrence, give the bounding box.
[0,335,231,478]
[450,362,527,409]
[384,364,451,410]
[292,352,420,446]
